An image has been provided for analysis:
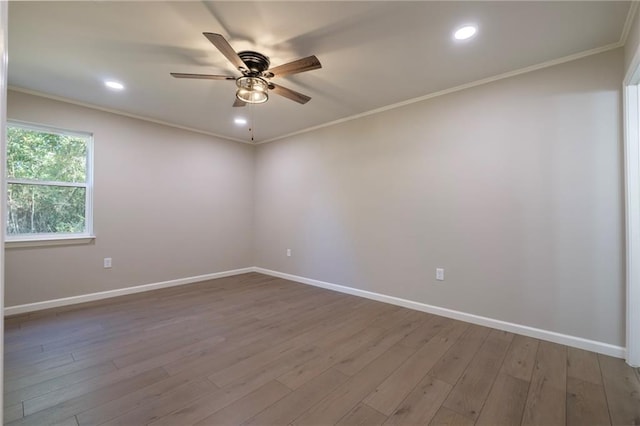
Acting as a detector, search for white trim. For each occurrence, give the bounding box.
[7,119,92,140]
[623,84,640,367]
[254,268,626,359]
[620,1,639,46]
[5,120,94,239]
[5,235,95,248]
[7,86,250,145]
[7,179,87,188]
[623,7,640,366]
[85,129,94,238]
[259,42,622,144]
[0,0,8,417]
[4,267,253,316]
[3,265,627,359]
[623,57,640,365]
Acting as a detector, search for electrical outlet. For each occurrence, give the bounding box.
[286,249,292,257]
[104,257,112,269]
[436,268,444,281]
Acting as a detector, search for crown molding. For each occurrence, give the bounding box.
[259,42,622,145]
[620,1,639,46]
[10,36,626,147]
[7,86,251,145]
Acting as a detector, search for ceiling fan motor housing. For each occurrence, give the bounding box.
[238,51,270,75]
[171,33,319,105]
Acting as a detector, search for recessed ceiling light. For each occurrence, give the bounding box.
[454,25,477,41]
[104,80,124,90]
[234,117,247,125]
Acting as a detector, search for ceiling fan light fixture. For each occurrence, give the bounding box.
[172,33,318,106]
[236,76,269,104]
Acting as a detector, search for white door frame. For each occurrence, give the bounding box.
[624,49,640,367]
[0,0,7,415]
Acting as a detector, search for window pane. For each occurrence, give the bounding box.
[7,126,87,182]
[7,183,86,235]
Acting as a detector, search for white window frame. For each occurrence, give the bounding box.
[5,120,94,246]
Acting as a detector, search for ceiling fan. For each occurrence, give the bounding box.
[171,33,321,107]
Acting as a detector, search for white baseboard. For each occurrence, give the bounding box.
[4,267,254,316]
[4,265,626,360]
[254,267,626,359]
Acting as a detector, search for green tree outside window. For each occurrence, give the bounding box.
[6,122,92,237]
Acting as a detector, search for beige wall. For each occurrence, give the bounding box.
[6,90,254,306]
[254,49,625,346]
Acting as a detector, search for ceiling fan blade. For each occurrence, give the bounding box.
[270,83,311,104]
[203,32,246,71]
[268,55,321,78]
[233,98,246,107]
[170,73,236,80]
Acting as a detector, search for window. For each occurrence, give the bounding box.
[5,121,93,241]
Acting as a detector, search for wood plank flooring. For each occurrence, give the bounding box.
[4,272,640,425]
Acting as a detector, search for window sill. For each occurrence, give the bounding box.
[5,235,96,249]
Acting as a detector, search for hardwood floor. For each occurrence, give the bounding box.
[4,272,640,425]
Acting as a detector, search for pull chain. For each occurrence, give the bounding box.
[249,102,255,142]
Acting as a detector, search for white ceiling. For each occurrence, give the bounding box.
[8,1,632,143]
